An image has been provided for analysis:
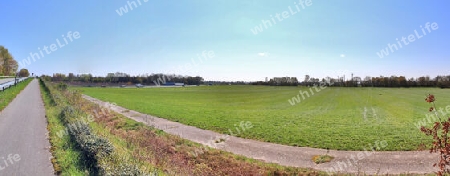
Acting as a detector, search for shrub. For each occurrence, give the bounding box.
[98,160,147,176]
[68,121,92,136]
[65,120,114,160]
[57,82,67,91]
[420,94,450,175]
[77,134,114,158]
[61,105,77,123]
[60,106,115,172]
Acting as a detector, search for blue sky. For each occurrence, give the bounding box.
[1,0,449,81]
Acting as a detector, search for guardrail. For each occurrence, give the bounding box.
[0,78,29,91]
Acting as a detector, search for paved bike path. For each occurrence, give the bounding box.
[0,79,54,175]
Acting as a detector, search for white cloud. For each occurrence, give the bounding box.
[258,52,270,57]
[340,54,346,58]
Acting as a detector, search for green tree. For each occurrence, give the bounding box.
[0,46,18,76]
[18,69,30,77]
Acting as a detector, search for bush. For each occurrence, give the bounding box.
[61,105,77,123]
[57,82,67,91]
[60,106,115,171]
[98,160,147,176]
[65,120,114,161]
[421,94,450,175]
[77,134,114,158]
[68,121,92,136]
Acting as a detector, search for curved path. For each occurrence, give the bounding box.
[84,95,437,175]
[0,79,55,175]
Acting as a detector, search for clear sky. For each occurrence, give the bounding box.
[1,0,449,81]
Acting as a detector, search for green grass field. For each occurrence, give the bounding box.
[78,85,450,151]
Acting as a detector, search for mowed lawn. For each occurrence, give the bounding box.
[78,85,450,151]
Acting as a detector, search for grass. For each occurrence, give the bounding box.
[76,91,323,175]
[0,78,32,111]
[85,111,164,175]
[39,80,90,175]
[77,85,450,151]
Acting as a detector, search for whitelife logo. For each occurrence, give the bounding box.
[376,22,438,58]
[19,31,81,68]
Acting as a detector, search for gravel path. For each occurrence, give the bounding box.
[84,95,438,175]
[0,79,54,175]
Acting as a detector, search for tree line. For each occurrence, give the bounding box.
[252,75,450,88]
[42,72,205,85]
[44,72,450,88]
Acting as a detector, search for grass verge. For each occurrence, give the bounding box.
[0,78,32,111]
[39,79,92,175]
[41,80,160,175]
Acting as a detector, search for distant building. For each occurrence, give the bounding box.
[163,82,185,86]
[272,77,298,85]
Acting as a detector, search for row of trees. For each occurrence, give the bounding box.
[44,72,205,85]
[0,46,19,76]
[41,71,450,88]
[330,75,450,88]
[252,75,450,88]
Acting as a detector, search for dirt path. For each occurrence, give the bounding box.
[0,79,54,175]
[84,95,437,174]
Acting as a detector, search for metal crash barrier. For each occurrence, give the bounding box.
[0,77,29,91]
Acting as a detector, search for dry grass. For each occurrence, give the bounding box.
[312,155,334,164]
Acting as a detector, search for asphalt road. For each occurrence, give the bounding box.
[0,79,54,175]
[0,78,14,85]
